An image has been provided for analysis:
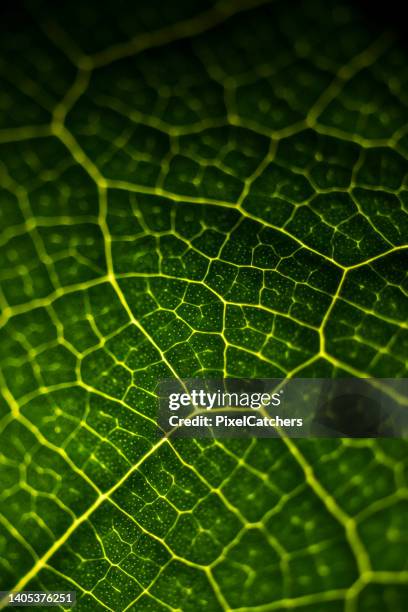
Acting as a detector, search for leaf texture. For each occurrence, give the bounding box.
[0,1,407,610]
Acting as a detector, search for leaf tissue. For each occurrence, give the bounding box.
[0,1,407,610]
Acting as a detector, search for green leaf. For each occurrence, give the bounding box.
[0,0,407,610]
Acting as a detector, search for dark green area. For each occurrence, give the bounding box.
[0,0,407,610]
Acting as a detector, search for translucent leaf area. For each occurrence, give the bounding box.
[0,1,407,610]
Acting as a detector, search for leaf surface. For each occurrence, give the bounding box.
[0,1,407,610]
